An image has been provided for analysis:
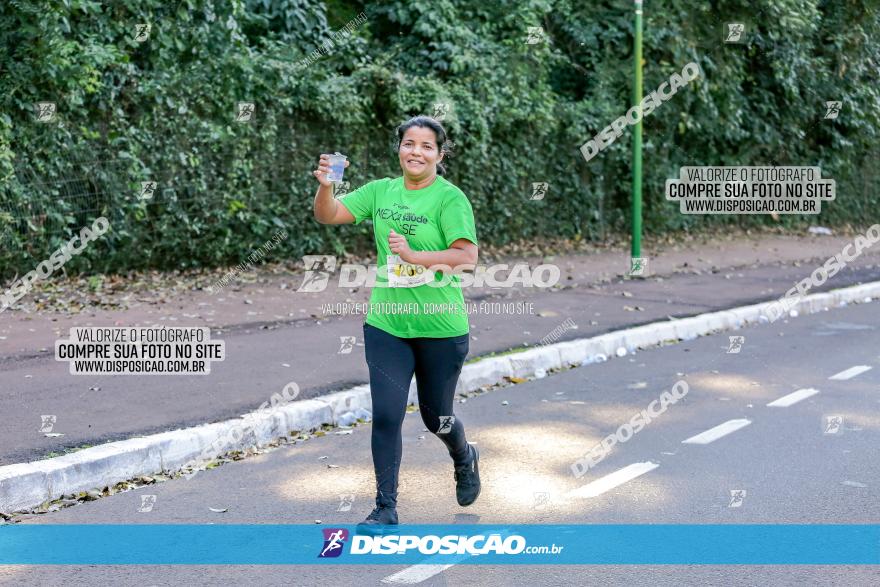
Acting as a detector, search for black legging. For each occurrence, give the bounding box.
[363,322,471,506]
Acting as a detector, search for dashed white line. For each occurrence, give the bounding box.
[385,362,871,584]
[567,461,659,499]
[382,563,458,584]
[681,419,751,445]
[381,530,513,584]
[767,388,820,407]
[829,365,872,380]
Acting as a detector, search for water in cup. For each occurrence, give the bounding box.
[327,152,347,182]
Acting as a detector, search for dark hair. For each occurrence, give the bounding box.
[395,115,450,176]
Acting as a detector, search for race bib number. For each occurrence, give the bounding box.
[387,254,434,288]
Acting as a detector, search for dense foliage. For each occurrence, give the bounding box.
[1,0,878,277]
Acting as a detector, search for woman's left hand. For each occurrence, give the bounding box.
[388,229,414,263]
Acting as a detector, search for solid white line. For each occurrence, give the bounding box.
[567,461,659,499]
[829,365,872,380]
[767,388,820,407]
[681,419,751,444]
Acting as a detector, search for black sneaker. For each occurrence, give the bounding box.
[454,443,481,506]
[355,504,399,535]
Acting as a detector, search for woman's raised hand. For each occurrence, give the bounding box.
[313,153,350,187]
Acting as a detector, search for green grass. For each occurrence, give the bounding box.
[41,444,93,460]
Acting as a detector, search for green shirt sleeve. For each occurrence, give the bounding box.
[440,192,478,248]
[337,179,379,225]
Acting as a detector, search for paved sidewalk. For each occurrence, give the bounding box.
[1,231,879,466]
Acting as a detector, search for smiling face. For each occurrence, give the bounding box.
[398,125,443,182]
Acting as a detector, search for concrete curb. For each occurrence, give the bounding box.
[445,281,880,398]
[2,281,878,514]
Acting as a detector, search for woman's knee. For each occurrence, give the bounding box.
[372,409,405,433]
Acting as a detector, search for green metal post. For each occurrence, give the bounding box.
[632,0,643,261]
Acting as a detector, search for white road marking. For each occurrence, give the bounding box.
[567,461,659,499]
[381,529,512,584]
[829,365,872,380]
[382,564,457,584]
[767,388,820,407]
[681,419,751,444]
[841,480,867,488]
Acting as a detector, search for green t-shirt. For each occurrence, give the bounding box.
[338,175,478,338]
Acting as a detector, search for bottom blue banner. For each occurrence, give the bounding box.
[0,524,878,565]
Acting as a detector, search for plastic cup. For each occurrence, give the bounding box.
[327,152,347,183]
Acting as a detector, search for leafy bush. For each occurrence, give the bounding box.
[1,0,877,278]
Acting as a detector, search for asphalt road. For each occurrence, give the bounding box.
[3,297,878,585]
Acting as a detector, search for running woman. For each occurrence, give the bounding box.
[312,116,481,533]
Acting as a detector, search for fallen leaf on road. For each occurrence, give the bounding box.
[209,507,228,513]
[627,382,647,389]
[507,376,527,384]
[537,310,559,317]
[327,464,340,468]
[44,433,64,438]
[334,429,353,435]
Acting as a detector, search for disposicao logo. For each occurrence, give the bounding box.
[350,533,527,555]
[318,528,349,558]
